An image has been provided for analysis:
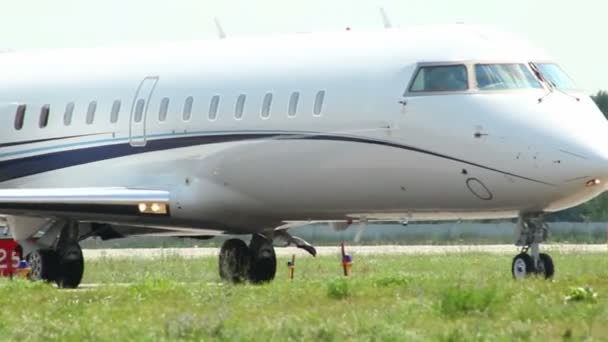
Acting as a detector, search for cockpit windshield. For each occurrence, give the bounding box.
[475,64,542,90]
[409,65,468,92]
[535,63,577,90]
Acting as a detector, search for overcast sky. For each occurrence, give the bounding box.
[0,0,605,92]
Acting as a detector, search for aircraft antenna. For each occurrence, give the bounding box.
[379,7,392,29]
[214,17,227,39]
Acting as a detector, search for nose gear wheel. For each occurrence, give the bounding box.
[511,214,554,279]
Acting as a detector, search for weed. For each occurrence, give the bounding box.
[326,278,350,299]
[442,328,467,342]
[372,274,410,288]
[564,286,598,303]
[439,285,501,318]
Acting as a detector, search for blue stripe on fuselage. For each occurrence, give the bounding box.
[0,133,279,183]
[0,131,553,185]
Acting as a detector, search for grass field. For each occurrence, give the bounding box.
[1,252,608,341]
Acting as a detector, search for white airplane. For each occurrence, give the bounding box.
[0,23,605,288]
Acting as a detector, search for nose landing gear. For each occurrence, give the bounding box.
[511,214,554,279]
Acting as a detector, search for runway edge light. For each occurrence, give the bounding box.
[287,254,295,280]
[341,242,353,276]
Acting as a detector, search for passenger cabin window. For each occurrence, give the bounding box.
[475,64,541,90]
[134,99,145,123]
[410,65,468,92]
[39,105,50,128]
[288,92,299,117]
[86,101,97,125]
[313,90,325,116]
[110,100,121,124]
[159,97,170,122]
[235,94,246,119]
[209,95,220,121]
[535,63,577,90]
[64,102,74,126]
[183,96,193,121]
[261,93,272,119]
[14,105,26,130]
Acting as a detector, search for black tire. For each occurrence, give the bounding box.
[537,253,555,279]
[56,243,84,289]
[248,236,276,284]
[219,239,250,283]
[511,253,534,279]
[28,249,59,282]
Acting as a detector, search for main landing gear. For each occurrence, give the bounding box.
[219,232,316,284]
[26,222,85,288]
[511,214,554,279]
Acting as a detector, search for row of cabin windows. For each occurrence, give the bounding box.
[13,90,326,130]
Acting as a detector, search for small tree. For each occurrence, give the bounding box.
[592,90,608,119]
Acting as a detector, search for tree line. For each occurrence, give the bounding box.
[548,91,608,221]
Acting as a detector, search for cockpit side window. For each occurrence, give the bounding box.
[534,63,577,90]
[475,64,541,90]
[409,65,468,92]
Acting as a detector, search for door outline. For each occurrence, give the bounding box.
[129,76,159,147]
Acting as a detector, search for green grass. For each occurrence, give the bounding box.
[1,253,608,341]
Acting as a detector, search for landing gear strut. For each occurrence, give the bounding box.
[511,214,554,279]
[26,221,85,288]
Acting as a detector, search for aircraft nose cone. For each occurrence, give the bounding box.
[546,96,608,186]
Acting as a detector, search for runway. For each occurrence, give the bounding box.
[83,244,608,259]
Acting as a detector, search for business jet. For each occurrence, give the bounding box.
[0,23,604,288]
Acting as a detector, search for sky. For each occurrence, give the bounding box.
[0,0,605,93]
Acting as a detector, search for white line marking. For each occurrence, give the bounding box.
[83,244,607,259]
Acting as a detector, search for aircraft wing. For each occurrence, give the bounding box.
[0,187,170,217]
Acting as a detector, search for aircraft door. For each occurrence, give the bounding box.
[129,76,159,147]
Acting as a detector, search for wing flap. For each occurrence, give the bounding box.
[0,187,170,217]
